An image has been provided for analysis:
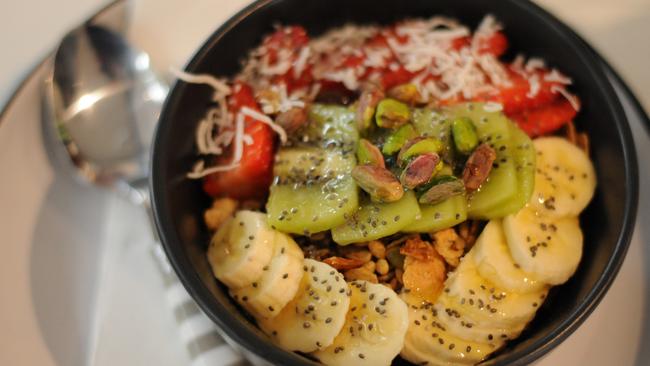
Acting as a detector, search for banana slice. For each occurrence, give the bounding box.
[207,210,275,289]
[472,220,545,294]
[503,207,583,285]
[442,255,547,330]
[312,281,408,366]
[400,293,495,365]
[529,137,596,218]
[231,232,304,319]
[258,259,351,353]
[434,294,525,348]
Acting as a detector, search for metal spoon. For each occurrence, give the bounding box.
[42,16,167,224]
[40,10,239,365]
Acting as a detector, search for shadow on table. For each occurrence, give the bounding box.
[29,90,111,366]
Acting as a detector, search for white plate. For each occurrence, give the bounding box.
[0,1,648,365]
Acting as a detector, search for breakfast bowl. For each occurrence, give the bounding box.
[150,0,638,365]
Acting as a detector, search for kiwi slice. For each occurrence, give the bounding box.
[267,147,359,235]
[294,104,358,149]
[481,122,535,218]
[411,108,454,161]
[331,191,420,245]
[443,103,518,219]
[402,194,467,233]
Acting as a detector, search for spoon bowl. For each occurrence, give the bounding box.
[45,22,167,203]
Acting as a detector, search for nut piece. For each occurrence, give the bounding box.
[375,98,410,128]
[400,153,440,189]
[345,249,373,263]
[376,259,390,275]
[462,143,497,190]
[400,236,439,261]
[397,137,444,165]
[363,260,376,273]
[451,117,479,154]
[368,240,386,259]
[275,107,308,133]
[431,228,466,267]
[356,139,385,168]
[402,254,446,303]
[352,165,404,203]
[344,267,379,283]
[387,83,422,105]
[204,198,238,230]
[382,124,418,155]
[418,176,465,205]
[356,88,385,130]
[323,256,365,271]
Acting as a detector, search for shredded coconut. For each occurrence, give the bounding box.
[551,85,581,111]
[483,102,504,112]
[240,106,288,144]
[544,69,572,85]
[170,68,231,98]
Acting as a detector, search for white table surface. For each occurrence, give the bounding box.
[0,1,648,366]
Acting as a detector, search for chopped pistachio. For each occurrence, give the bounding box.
[451,117,479,154]
[387,83,421,105]
[356,139,385,168]
[356,89,384,130]
[419,176,465,205]
[398,137,444,164]
[400,153,440,189]
[382,124,417,155]
[351,165,404,203]
[375,98,410,128]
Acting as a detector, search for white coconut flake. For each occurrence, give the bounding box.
[525,58,546,73]
[544,69,572,85]
[483,102,504,112]
[187,160,240,179]
[240,106,288,144]
[527,73,541,98]
[293,46,311,78]
[551,85,581,111]
[170,68,231,97]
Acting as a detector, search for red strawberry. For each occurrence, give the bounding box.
[203,83,275,200]
[451,32,509,56]
[509,98,578,137]
[478,69,563,115]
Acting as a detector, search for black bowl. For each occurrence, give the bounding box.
[150,0,638,365]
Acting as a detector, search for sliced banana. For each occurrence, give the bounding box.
[207,210,275,289]
[258,259,351,353]
[472,220,545,294]
[434,294,525,349]
[231,232,304,319]
[400,293,495,365]
[312,281,408,366]
[442,255,547,330]
[529,137,596,218]
[503,207,583,285]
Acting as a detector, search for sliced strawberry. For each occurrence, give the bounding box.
[451,32,508,56]
[509,98,578,137]
[477,32,508,56]
[381,65,416,90]
[203,82,275,200]
[476,69,563,115]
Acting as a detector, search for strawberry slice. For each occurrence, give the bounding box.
[509,98,578,137]
[477,69,563,115]
[263,26,313,93]
[203,83,275,200]
[380,65,416,90]
[451,32,509,56]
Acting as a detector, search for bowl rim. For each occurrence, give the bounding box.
[150,0,639,365]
